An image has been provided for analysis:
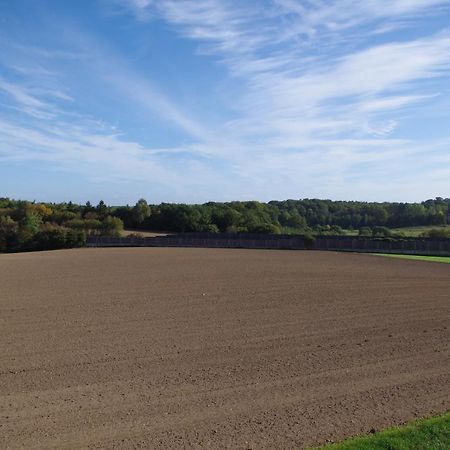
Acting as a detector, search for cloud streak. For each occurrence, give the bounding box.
[139,1,450,162]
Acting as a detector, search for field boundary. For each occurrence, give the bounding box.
[87,233,450,256]
[315,411,450,449]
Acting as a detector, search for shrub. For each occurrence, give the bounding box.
[304,233,316,248]
[426,228,450,238]
[372,226,392,237]
[359,226,372,237]
[100,216,124,237]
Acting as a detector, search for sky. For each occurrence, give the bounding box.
[0,0,450,205]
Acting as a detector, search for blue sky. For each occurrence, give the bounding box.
[1,0,450,204]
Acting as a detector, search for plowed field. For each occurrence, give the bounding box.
[1,248,449,449]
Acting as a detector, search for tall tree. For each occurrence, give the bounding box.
[132,199,151,227]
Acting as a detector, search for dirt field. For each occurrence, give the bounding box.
[1,248,449,449]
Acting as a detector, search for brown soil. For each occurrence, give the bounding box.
[0,248,449,449]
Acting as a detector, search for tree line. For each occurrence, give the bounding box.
[113,197,450,234]
[0,199,123,252]
[1,197,449,252]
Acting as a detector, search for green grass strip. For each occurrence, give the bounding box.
[375,254,450,264]
[314,412,450,449]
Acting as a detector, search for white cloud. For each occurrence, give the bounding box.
[139,2,450,152]
[356,95,436,113]
[130,0,450,200]
[273,0,450,41]
[0,79,59,119]
[0,117,178,183]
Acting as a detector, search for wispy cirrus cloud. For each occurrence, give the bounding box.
[0,79,59,119]
[109,0,450,200]
[273,0,450,38]
[0,117,172,180]
[133,1,450,154]
[0,35,218,199]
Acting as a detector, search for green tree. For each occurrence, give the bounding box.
[18,212,42,246]
[84,219,102,235]
[132,199,151,226]
[0,215,18,251]
[96,200,108,216]
[100,216,124,237]
[211,208,241,232]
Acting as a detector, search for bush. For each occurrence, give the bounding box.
[66,229,86,247]
[372,226,392,237]
[202,224,220,233]
[100,216,124,237]
[248,223,281,234]
[426,228,450,238]
[32,226,86,251]
[304,233,316,248]
[359,226,372,237]
[0,216,18,252]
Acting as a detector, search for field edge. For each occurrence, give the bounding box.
[314,412,450,450]
[374,253,450,264]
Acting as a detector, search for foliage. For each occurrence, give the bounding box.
[104,197,450,235]
[372,226,392,237]
[424,227,450,238]
[1,196,449,252]
[0,215,18,252]
[304,233,316,248]
[0,199,120,252]
[100,216,123,237]
[31,225,86,251]
[132,198,151,226]
[359,226,372,237]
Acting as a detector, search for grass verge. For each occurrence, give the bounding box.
[315,412,450,449]
[375,254,450,264]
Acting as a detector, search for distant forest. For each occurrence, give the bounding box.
[1,197,450,252]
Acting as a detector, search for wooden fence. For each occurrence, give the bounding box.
[86,233,450,256]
